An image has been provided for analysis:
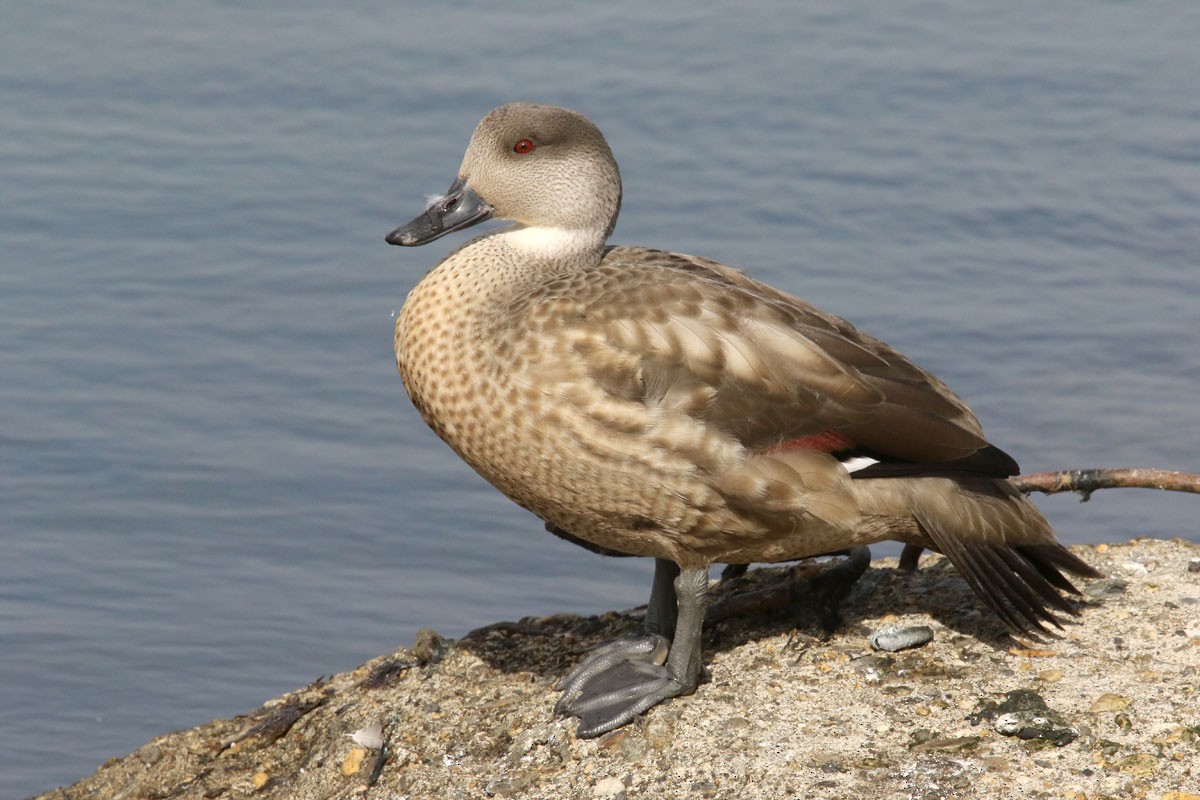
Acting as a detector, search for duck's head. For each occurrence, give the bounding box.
[386,103,622,252]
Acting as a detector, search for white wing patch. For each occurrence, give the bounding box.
[840,455,880,474]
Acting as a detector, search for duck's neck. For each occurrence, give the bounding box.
[395,221,608,436]
[401,223,607,345]
[493,223,608,267]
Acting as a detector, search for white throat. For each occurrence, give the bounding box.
[495,224,606,261]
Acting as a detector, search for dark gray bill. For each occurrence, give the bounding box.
[385,177,494,246]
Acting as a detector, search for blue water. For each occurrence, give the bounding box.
[3,2,1198,795]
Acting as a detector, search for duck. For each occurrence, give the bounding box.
[385,102,1100,738]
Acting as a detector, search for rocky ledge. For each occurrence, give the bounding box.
[37,538,1199,800]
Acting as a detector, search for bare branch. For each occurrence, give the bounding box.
[1013,468,1200,501]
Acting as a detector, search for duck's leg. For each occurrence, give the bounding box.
[898,543,925,571]
[808,545,872,633]
[556,559,708,738]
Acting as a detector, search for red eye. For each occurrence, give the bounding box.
[513,138,535,154]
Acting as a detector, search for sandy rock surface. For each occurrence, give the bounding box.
[36,538,1199,800]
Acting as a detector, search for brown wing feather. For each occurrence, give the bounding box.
[570,246,997,467]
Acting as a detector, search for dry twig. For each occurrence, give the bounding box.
[1013,467,1200,501]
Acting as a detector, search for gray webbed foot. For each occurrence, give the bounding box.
[555,638,689,737]
[556,561,709,738]
[554,631,670,711]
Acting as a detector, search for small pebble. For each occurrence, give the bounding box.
[1114,752,1158,776]
[722,715,753,732]
[341,747,366,777]
[987,689,1077,746]
[993,713,1026,736]
[1088,693,1131,713]
[909,734,979,752]
[1152,726,1193,746]
[852,654,889,683]
[1187,558,1200,573]
[593,776,625,798]
[412,628,446,664]
[1036,668,1063,683]
[869,625,933,652]
[1120,560,1149,575]
[137,745,163,765]
[486,775,535,797]
[252,771,269,790]
[1008,647,1057,658]
[1083,579,1128,598]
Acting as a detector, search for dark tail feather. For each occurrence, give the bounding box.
[923,532,1101,639]
[1019,543,1103,588]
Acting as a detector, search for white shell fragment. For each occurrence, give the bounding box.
[869,625,934,652]
[346,722,385,750]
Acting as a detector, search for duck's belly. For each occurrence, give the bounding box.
[397,348,878,568]
[399,357,715,560]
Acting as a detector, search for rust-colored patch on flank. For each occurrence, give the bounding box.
[768,430,856,454]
